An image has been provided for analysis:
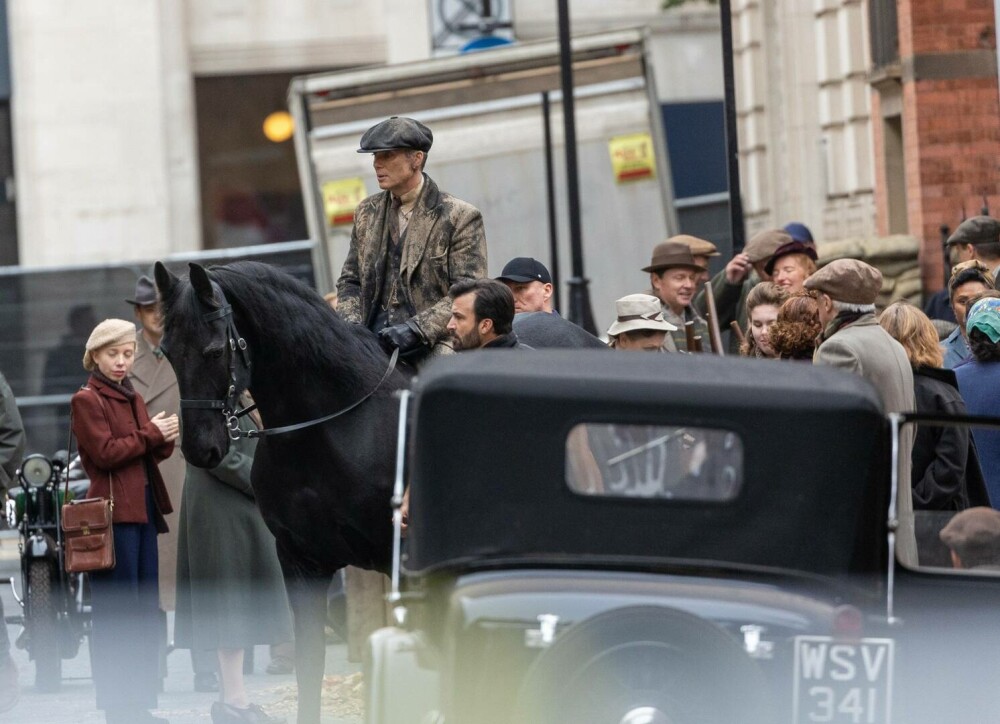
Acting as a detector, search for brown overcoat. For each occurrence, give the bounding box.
[129,331,185,610]
[337,173,487,353]
[71,375,173,529]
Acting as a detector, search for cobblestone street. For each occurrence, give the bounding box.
[0,531,363,724]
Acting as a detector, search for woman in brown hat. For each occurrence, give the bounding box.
[71,318,178,724]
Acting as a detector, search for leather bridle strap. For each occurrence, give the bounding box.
[244,347,399,439]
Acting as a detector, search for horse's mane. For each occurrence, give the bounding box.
[165,260,389,388]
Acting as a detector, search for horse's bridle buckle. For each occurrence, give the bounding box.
[226,413,242,440]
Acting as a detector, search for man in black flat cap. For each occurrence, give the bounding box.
[337,116,487,363]
[948,216,1000,280]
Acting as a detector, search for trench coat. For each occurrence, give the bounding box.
[336,173,487,354]
[813,314,917,564]
[173,412,292,650]
[129,331,185,610]
[71,375,173,528]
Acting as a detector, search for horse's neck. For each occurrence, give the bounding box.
[235,304,386,423]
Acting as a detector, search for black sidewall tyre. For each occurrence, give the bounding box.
[513,605,772,724]
[28,560,61,692]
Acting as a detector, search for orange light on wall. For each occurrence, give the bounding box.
[263,111,295,143]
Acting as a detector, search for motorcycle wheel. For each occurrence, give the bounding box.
[28,560,62,691]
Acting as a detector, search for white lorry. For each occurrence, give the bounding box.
[289,28,679,330]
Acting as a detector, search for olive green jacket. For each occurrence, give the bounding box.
[694,269,760,355]
[337,174,487,354]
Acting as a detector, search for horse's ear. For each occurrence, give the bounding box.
[189,263,214,303]
[153,261,178,299]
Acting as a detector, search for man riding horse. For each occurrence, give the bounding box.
[337,116,488,364]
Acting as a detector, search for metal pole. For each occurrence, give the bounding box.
[718,0,746,254]
[556,0,597,334]
[940,223,951,290]
[541,91,562,313]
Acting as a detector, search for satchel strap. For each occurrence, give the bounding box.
[66,386,115,509]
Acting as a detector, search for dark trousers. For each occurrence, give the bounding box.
[89,487,160,713]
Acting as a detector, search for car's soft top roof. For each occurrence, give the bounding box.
[406,351,889,578]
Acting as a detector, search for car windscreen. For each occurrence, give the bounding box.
[566,423,742,501]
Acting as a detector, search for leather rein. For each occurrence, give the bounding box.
[176,299,399,440]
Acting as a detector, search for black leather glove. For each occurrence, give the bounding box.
[377,321,425,356]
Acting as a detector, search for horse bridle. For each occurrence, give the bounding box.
[175,292,399,440]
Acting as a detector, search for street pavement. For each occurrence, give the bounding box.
[0,531,363,723]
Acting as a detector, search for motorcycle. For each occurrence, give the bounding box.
[4,452,91,691]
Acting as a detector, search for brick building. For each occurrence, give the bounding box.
[870,0,1000,292]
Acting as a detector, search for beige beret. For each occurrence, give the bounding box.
[744,229,793,263]
[671,234,720,258]
[83,319,137,371]
[803,258,883,304]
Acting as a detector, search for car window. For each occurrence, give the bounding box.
[566,423,743,500]
[902,419,1000,577]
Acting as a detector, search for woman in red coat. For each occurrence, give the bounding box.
[72,318,179,724]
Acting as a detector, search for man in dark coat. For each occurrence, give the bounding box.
[447,279,526,350]
[337,116,487,363]
[495,257,605,349]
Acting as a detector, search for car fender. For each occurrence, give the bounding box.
[24,532,58,561]
[365,627,441,724]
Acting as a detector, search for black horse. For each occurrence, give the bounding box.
[154,260,409,724]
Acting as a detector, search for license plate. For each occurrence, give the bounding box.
[793,636,893,723]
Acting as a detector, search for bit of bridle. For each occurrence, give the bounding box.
[175,293,398,440]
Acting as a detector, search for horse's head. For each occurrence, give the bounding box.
[154,261,252,469]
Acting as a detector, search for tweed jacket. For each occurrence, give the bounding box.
[813,314,918,564]
[71,375,173,529]
[337,173,487,353]
[129,330,186,609]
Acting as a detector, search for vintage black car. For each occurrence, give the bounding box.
[366,351,1000,724]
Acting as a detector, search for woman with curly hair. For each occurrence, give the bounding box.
[955,292,1000,506]
[878,301,988,512]
[739,282,789,359]
[768,292,822,361]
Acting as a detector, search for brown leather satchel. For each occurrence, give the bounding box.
[62,494,115,573]
[61,387,116,573]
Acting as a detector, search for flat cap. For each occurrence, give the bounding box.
[940,507,1000,567]
[357,116,433,154]
[803,258,883,304]
[744,229,793,263]
[947,216,1000,247]
[671,234,720,258]
[641,241,704,273]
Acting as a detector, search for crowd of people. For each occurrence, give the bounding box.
[340,117,1000,575]
[1,114,999,722]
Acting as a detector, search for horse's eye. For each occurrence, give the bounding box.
[204,347,224,360]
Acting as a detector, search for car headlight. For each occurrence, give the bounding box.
[19,455,52,488]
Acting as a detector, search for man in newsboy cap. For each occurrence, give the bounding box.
[947,216,1000,280]
[694,229,792,354]
[805,258,919,563]
[336,116,487,364]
